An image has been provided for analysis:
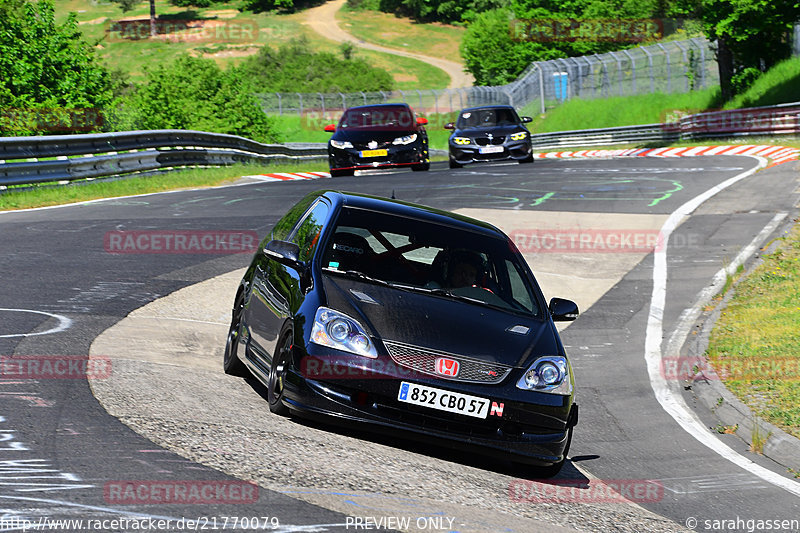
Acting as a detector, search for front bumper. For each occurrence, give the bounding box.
[449,140,532,165]
[282,347,577,466]
[329,143,429,172]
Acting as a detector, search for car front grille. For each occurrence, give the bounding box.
[353,140,391,150]
[474,136,505,146]
[383,340,513,384]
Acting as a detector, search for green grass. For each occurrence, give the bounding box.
[706,224,800,440]
[521,89,721,133]
[724,57,800,109]
[337,6,465,61]
[0,161,328,211]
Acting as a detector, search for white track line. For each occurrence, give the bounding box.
[644,156,800,498]
[664,212,788,358]
[0,308,72,338]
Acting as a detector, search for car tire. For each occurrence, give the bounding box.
[449,159,462,169]
[223,291,249,377]
[330,169,354,177]
[268,331,293,416]
[519,154,534,164]
[412,162,430,171]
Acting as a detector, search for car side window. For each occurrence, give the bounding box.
[289,200,330,262]
[505,260,537,314]
[272,196,316,242]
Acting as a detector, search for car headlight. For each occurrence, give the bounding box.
[453,137,471,145]
[392,134,417,145]
[310,307,377,358]
[330,140,353,149]
[510,131,528,141]
[516,356,572,394]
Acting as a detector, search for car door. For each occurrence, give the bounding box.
[246,197,331,368]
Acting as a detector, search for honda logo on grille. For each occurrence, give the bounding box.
[435,357,459,377]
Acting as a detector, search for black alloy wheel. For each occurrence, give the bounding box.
[268,333,293,416]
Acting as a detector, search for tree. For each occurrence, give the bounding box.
[111,55,278,143]
[111,0,157,37]
[702,0,800,100]
[0,0,112,134]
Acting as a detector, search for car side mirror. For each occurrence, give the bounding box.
[549,298,579,321]
[264,240,301,267]
[324,124,336,132]
[521,116,533,123]
[444,122,455,130]
[416,117,428,126]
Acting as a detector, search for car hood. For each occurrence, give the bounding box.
[332,129,418,144]
[321,275,559,368]
[453,125,527,137]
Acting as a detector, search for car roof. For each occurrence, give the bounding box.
[319,190,506,238]
[458,104,516,113]
[344,103,413,112]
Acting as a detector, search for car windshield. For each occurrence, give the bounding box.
[456,108,520,129]
[320,207,542,317]
[339,106,415,129]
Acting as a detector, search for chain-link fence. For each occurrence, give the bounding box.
[254,37,719,118]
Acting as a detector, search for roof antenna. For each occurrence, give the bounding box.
[391,189,396,199]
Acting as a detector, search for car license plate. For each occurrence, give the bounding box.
[360,149,388,158]
[479,146,504,154]
[397,382,490,419]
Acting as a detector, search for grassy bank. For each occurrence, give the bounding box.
[0,161,327,211]
[59,0,449,89]
[706,224,800,440]
[522,88,721,133]
[725,58,800,109]
[337,6,465,62]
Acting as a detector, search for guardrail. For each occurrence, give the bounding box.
[529,123,678,149]
[1,102,798,187]
[528,102,800,150]
[0,130,327,187]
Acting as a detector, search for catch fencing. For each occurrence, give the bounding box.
[255,38,718,118]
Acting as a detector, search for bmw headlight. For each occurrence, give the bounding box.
[330,139,353,149]
[392,134,417,145]
[453,137,471,145]
[516,356,572,394]
[310,307,377,358]
[510,131,528,141]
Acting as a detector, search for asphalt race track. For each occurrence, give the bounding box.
[1,155,799,532]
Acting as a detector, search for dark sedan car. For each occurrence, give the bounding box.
[223,190,579,476]
[324,103,430,177]
[446,105,534,168]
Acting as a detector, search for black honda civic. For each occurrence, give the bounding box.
[446,105,534,168]
[324,103,430,176]
[224,190,579,476]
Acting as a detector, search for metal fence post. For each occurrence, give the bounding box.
[622,49,636,94]
[656,43,671,93]
[641,47,654,93]
[674,40,689,92]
